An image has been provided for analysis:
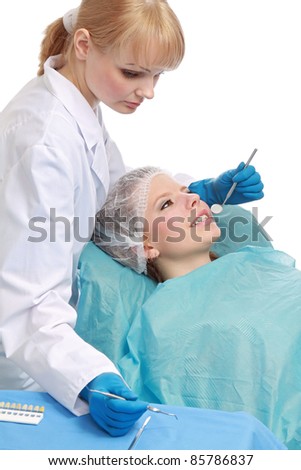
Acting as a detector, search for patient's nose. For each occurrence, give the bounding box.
[185,192,200,208]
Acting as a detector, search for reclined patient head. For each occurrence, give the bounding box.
[94,166,221,282]
[94,166,166,275]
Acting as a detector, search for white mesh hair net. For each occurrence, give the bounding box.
[94,166,168,274]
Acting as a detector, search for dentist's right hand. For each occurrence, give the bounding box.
[80,372,147,436]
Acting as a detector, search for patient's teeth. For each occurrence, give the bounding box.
[193,215,208,225]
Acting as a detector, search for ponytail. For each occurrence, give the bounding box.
[37,0,185,76]
[37,18,70,76]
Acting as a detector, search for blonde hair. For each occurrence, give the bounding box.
[38,0,185,76]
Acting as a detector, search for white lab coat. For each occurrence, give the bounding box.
[0,55,126,415]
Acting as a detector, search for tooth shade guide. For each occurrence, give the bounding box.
[211,204,223,214]
[0,401,45,424]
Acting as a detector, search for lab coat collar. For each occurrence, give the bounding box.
[43,55,101,151]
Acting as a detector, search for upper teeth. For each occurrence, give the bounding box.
[192,215,208,226]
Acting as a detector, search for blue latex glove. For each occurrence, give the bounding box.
[80,373,147,437]
[188,162,264,206]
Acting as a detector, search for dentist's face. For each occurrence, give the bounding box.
[74,30,164,112]
[144,174,221,260]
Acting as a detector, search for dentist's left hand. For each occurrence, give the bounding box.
[80,372,147,436]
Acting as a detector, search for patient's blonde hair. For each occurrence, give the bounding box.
[38,0,185,75]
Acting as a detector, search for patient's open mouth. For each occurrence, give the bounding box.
[190,210,212,227]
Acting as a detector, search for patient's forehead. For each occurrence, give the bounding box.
[151,173,179,190]
[146,173,183,208]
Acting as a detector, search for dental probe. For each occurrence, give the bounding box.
[128,416,151,450]
[211,148,258,214]
[86,388,178,419]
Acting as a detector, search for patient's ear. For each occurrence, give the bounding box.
[144,243,160,261]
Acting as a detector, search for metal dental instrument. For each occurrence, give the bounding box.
[211,148,258,214]
[128,416,151,450]
[87,390,124,400]
[87,389,178,419]
[146,405,178,419]
[223,148,258,205]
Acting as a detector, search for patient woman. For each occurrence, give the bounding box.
[94,166,301,450]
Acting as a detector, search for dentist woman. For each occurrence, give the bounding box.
[0,0,263,436]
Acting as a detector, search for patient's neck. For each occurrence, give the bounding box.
[158,252,213,281]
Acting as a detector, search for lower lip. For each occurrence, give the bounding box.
[124,101,140,109]
[205,216,214,226]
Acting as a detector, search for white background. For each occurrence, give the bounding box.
[2,0,300,266]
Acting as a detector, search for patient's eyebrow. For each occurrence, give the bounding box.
[153,192,171,206]
[152,186,188,207]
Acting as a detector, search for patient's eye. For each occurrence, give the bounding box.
[161,199,173,210]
